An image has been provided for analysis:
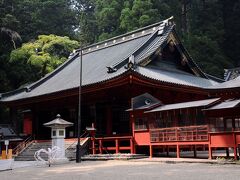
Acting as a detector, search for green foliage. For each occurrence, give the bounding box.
[182,0,235,78]
[10,35,79,81]
[75,0,98,45]
[0,0,77,42]
[221,0,240,66]
[184,34,233,77]
[95,0,124,41]
[120,0,158,31]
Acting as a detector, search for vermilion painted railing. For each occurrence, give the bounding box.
[91,136,134,154]
[150,125,209,142]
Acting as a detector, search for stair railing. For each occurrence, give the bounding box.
[65,131,90,158]
[12,135,33,156]
[65,130,89,150]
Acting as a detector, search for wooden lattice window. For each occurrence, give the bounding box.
[135,118,148,130]
[235,118,240,130]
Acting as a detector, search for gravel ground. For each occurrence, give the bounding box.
[0,160,240,180]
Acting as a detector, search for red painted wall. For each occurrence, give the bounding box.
[235,133,240,144]
[210,133,235,147]
[134,131,150,145]
[23,114,32,135]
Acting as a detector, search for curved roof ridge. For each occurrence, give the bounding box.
[76,17,174,55]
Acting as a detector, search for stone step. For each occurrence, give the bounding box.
[81,154,148,161]
[15,140,88,161]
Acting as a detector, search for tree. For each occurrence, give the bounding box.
[120,0,158,32]
[10,34,79,87]
[0,27,22,50]
[74,0,98,45]
[0,0,78,42]
[95,0,124,41]
[221,0,240,66]
[183,0,234,78]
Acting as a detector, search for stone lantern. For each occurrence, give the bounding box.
[43,114,73,159]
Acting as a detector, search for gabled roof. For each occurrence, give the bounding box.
[0,124,22,141]
[203,99,240,110]
[127,93,162,111]
[145,98,220,113]
[224,67,240,81]
[0,17,216,103]
[207,76,240,89]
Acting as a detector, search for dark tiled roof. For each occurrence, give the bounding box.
[127,93,162,111]
[204,99,240,110]
[146,98,220,113]
[0,124,22,141]
[207,76,240,89]
[0,17,216,103]
[135,66,217,88]
[224,67,240,81]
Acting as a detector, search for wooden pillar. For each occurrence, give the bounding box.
[99,139,103,154]
[131,112,135,135]
[10,107,18,133]
[238,145,240,158]
[193,145,197,158]
[130,138,134,154]
[234,146,238,160]
[166,146,169,157]
[208,145,212,159]
[92,138,96,155]
[149,145,153,158]
[226,148,229,158]
[176,144,180,158]
[233,132,238,160]
[33,106,39,140]
[115,139,119,154]
[106,105,112,136]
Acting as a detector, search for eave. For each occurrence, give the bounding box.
[1,69,210,108]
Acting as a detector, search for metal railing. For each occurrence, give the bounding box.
[12,136,33,155]
[150,125,209,142]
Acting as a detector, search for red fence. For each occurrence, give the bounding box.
[91,136,134,154]
[150,125,209,142]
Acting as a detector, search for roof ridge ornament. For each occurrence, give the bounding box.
[25,87,31,92]
[158,16,174,36]
[125,55,135,70]
[107,66,117,73]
